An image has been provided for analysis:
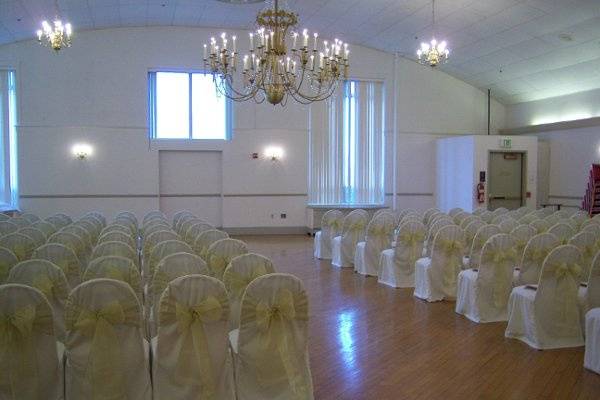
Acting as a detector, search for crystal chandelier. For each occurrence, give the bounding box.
[203,0,350,106]
[417,0,449,67]
[36,0,73,52]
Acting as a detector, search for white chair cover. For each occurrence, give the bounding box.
[468,225,501,269]
[223,253,276,329]
[91,241,138,269]
[499,218,519,234]
[206,239,249,280]
[479,211,494,223]
[560,218,579,231]
[172,211,194,230]
[61,225,93,253]
[334,210,368,268]
[148,240,194,278]
[568,231,597,278]
[9,216,30,229]
[544,213,562,227]
[505,245,584,349]
[448,207,463,217]
[153,275,234,400]
[21,213,40,224]
[0,232,36,261]
[65,278,151,400]
[179,219,207,239]
[183,222,214,246]
[8,259,69,342]
[85,256,143,303]
[18,227,47,248]
[101,224,134,238]
[113,218,138,235]
[0,284,63,400]
[491,214,512,225]
[519,214,538,224]
[0,213,8,221]
[143,230,180,260]
[231,273,313,400]
[582,222,600,239]
[32,221,57,238]
[115,211,138,226]
[192,230,229,260]
[313,210,343,260]
[459,215,478,230]
[548,223,575,245]
[354,213,395,276]
[98,231,137,249]
[515,233,559,286]
[33,243,81,289]
[46,214,71,229]
[422,208,440,225]
[74,220,101,242]
[424,219,453,257]
[378,220,425,288]
[142,221,172,238]
[530,219,550,234]
[175,215,199,235]
[582,253,600,312]
[0,246,19,283]
[510,224,536,264]
[48,231,87,265]
[143,210,166,224]
[414,225,465,302]
[463,220,485,257]
[584,308,600,374]
[456,234,517,322]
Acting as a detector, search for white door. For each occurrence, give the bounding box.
[488,152,524,210]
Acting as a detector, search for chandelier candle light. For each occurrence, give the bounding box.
[36,0,73,52]
[203,0,350,106]
[417,0,449,67]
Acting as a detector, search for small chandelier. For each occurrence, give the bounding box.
[36,0,73,52]
[417,0,449,67]
[204,0,350,106]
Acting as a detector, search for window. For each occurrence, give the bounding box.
[0,69,18,211]
[148,71,231,140]
[308,80,385,206]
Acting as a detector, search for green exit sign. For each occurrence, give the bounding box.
[499,138,512,149]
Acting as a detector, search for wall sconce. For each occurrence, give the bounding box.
[72,143,93,160]
[264,146,284,162]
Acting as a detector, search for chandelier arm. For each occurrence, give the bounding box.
[214,74,261,102]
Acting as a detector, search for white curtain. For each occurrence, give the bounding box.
[308,80,384,206]
[0,69,18,210]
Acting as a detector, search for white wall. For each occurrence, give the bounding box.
[0,26,506,227]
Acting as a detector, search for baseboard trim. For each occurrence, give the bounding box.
[223,226,308,235]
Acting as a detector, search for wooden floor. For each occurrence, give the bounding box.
[236,235,600,400]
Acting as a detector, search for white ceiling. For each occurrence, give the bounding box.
[1,0,600,104]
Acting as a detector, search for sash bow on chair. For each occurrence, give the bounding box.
[483,249,516,308]
[74,301,129,400]
[209,254,231,279]
[229,267,268,299]
[171,296,224,398]
[0,305,53,400]
[552,262,582,327]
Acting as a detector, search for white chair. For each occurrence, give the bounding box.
[422,208,441,225]
[92,240,138,269]
[143,229,180,259]
[206,238,249,280]
[331,209,367,268]
[459,215,479,230]
[568,231,597,278]
[98,231,137,249]
[0,220,18,236]
[153,274,235,400]
[175,215,200,235]
[8,216,30,229]
[143,210,166,225]
[18,226,47,248]
[548,223,575,245]
[223,253,276,329]
[414,225,465,302]
[8,259,69,342]
[584,308,600,374]
[184,222,214,246]
[21,213,40,224]
[46,213,71,229]
[463,219,485,257]
[172,211,194,230]
[115,211,138,225]
[530,219,550,234]
[32,220,58,238]
[579,252,600,317]
[148,240,194,278]
[456,234,517,323]
[48,231,87,265]
[33,243,82,289]
[65,278,151,400]
[0,232,36,261]
[62,225,93,253]
[378,220,425,288]
[510,224,536,265]
[0,284,63,400]
[467,224,501,270]
[229,273,314,400]
[84,256,143,303]
[505,245,584,349]
[499,218,519,234]
[192,229,229,260]
[313,210,343,260]
[514,233,559,286]
[100,223,134,238]
[0,246,18,283]
[424,218,453,257]
[354,212,395,276]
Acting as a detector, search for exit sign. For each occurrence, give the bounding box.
[499,138,512,149]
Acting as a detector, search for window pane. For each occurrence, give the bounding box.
[192,74,227,139]
[156,72,189,139]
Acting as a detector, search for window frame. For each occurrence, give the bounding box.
[148,69,232,141]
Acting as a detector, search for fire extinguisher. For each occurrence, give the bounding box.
[476,183,485,204]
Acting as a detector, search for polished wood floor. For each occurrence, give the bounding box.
[236,235,600,400]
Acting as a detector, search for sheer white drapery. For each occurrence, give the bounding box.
[308,80,385,206]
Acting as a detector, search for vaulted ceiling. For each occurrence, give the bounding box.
[1,0,600,104]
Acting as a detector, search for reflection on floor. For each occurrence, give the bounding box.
[236,234,600,400]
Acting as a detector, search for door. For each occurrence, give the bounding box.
[488,152,524,210]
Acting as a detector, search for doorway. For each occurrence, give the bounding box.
[488,152,525,211]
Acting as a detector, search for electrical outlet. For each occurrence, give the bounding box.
[280,213,287,219]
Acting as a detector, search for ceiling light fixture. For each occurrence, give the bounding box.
[417,0,449,67]
[36,0,73,52]
[204,0,350,106]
